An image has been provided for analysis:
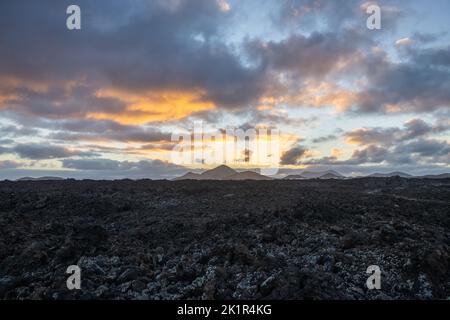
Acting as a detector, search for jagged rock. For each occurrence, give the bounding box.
[0,276,16,297]
[117,268,142,283]
[0,178,449,299]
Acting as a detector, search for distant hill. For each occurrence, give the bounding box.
[283,174,307,180]
[199,165,237,180]
[283,170,345,180]
[17,176,65,181]
[226,171,272,181]
[420,173,450,179]
[318,172,345,180]
[173,172,201,181]
[174,165,272,181]
[368,172,412,178]
[174,167,450,181]
[295,170,344,179]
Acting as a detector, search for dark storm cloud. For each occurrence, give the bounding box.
[345,127,399,146]
[394,139,450,157]
[0,113,172,144]
[412,32,446,44]
[246,30,369,81]
[62,158,186,179]
[0,139,14,145]
[409,46,450,67]
[49,119,172,143]
[310,138,449,168]
[140,143,175,151]
[0,0,267,109]
[302,145,407,166]
[349,145,392,164]
[280,146,308,165]
[301,118,450,167]
[3,84,127,119]
[401,119,432,140]
[303,145,415,166]
[12,144,98,160]
[0,160,19,170]
[312,134,337,144]
[345,119,449,146]
[242,109,316,128]
[62,158,123,171]
[277,0,404,31]
[352,45,450,113]
[0,125,39,137]
[0,0,442,119]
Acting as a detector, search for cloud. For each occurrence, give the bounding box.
[278,0,404,31]
[394,139,450,158]
[0,0,443,121]
[344,119,449,146]
[61,158,187,179]
[0,1,448,178]
[11,144,98,160]
[48,119,172,143]
[0,0,267,116]
[302,118,450,167]
[345,127,399,146]
[62,159,124,171]
[246,30,368,81]
[0,124,39,137]
[0,139,13,145]
[0,160,19,170]
[412,32,446,44]
[395,38,413,47]
[312,134,338,144]
[350,145,391,164]
[280,146,309,165]
[350,46,450,113]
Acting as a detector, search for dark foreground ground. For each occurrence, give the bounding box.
[0,178,449,300]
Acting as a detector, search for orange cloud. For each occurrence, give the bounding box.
[331,148,343,158]
[217,0,231,12]
[88,89,215,125]
[259,82,358,111]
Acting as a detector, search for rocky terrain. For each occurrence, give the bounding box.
[0,178,449,300]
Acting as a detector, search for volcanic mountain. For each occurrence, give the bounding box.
[300,170,344,179]
[283,170,344,180]
[283,174,307,180]
[226,171,273,181]
[199,165,237,180]
[17,177,65,181]
[368,172,412,178]
[173,172,201,181]
[174,165,272,181]
[317,172,345,179]
[421,173,450,179]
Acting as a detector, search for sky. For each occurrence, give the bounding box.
[0,0,449,179]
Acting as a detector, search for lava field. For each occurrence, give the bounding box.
[0,178,449,300]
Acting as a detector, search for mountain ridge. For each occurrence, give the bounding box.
[17,176,65,181]
[174,165,272,181]
[368,172,413,178]
[174,166,450,181]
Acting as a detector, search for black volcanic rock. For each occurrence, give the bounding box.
[0,178,449,300]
